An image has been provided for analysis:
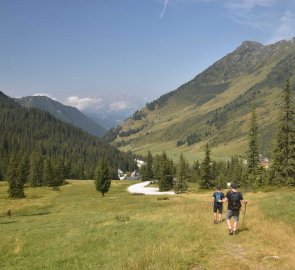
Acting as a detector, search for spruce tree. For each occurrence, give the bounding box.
[200,143,213,189]
[7,155,25,198]
[174,153,188,193]
[158,152,174,191]
[29,151,43,187]
[246,109,261,188]
[270,80,295,185]
[43,158,54,186]
[146,150,154,180]
[53,160,65,187]
[247,109,259,174]
[95,159,111,196]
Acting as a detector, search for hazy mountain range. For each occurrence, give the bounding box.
[15,96,107,137]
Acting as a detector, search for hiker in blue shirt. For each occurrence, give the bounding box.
[211,185,225,224]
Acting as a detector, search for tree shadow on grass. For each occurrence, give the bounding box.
[0,220,18,225]
[21,211,51,217]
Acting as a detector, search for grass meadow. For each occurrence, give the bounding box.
[1,180,295,270]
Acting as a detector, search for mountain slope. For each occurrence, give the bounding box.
[109,39,295,161]
[15,96,106,137]
[0,92,136,179]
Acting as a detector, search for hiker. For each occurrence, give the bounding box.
[212,185,225,224]
[223,183,247,235]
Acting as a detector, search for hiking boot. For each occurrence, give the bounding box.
[214,220,218,224]
[228,229,233,235]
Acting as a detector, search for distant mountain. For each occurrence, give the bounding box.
[85,111,130,130]
[0,91,136,179]
[109,39,295,161]
[0,91,19,106]
[15,96,106,137]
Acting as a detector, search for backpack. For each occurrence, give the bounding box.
[214,192,221,204]
[231,192,241,210]
[215,192,221,203]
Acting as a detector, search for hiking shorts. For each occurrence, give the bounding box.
[213,204,223,213]
[226,209,240,222]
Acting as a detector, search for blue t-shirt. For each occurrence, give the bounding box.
[212,191,225,205]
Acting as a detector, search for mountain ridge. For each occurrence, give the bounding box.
[15,96,106,137]
[109,39,295,161]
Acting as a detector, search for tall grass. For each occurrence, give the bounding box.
[0,181,295,269]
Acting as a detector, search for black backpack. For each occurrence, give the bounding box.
[231,192,241,210]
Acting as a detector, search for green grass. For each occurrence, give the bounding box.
[259,191,295,230]
[1,181,295,269]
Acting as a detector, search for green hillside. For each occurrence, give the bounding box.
[0,92,136,180]
[109,39,295,161]
[15,96,106,137]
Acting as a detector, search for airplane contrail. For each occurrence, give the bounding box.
[160,0,169,19]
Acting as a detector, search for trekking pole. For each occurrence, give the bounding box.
[241,203,247,229]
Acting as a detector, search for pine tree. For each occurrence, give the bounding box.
[146,150,154,180]
[53,160,65,187]
[200,143,213,189]
[140,164,148,181]
[174,153,188,193]
[43,158,54,186]
[270,80,295,185]
[29,151,43,187]
[95,159,111,196]
[247,109,259,174]
[7,155,25,198]
[158,152,174,191]
[246,109,261,188]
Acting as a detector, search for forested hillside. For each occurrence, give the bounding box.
[16,96,106,137]
[0,91,136,181]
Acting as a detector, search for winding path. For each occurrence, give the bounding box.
[127,181,175,195]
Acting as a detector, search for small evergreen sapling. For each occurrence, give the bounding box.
[95,159,111,196]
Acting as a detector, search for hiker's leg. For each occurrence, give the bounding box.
[233,211,240,232]
[218,205,223,222]
[226,210,232,229]
[213,205,218,223]
[214,212,217,221]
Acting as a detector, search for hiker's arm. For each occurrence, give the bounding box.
[211,196,215,207]
[222,197,228,203]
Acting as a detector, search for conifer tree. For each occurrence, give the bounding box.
[146,150,154,180]
[158,152,174,191]
[245,108,261,188]
[247,109,259,174]
[29,151,43,187]
[95,159,111,196]
[7,155,25,198]
[174,153,188,193]
[200,143,213,189]
[53,160,65,187]
[270,80,295,185]
[43,158,54,186]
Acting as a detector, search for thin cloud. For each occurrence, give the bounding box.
[109,101,129,111]
[65,96,103,111]
[160,0,169,18]
[33,93,57,101]
[269,10,295,43]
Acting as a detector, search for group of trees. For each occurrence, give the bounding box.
[140,150,188,193]
[0,99,138,195]
[6,152,66,198]
[140,80,295,191]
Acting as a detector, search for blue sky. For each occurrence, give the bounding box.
[1,0,295,112]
